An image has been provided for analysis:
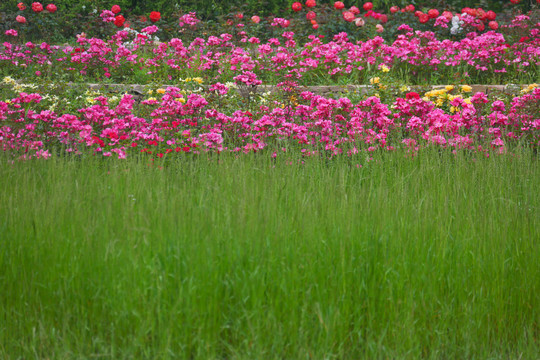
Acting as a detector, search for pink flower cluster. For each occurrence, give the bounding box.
[1,17,538,84]
[1,87,538,160]
[178,12,200,28]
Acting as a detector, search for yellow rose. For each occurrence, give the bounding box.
[369,77,380,85]
[156,88,166,94]
[461,85,472,92]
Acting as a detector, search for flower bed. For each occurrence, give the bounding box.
[1,78,538,160]
[1,2,539,161]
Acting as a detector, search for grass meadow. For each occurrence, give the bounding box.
[1,149,539,359]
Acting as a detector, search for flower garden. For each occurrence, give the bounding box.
[1,0,539,358]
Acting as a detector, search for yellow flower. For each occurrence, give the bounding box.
[378,84,387,90]
[445,85,454,91]
[461,85,472,92]
[147,89,154,95]
[436,89,447,96]
[193,77,203,84]
[184,77,192,82]
[2,76,16,85]
[369,77,380,85]
[374,93,380,98]
[156,88,166,94]
[176,98,186,103]
[435,98,444,106]
[522,83,538,93]
[450,106,458,113]
[147,97,157,102]
[400,85,410,92]
[464,98,472,105]
[380,64,390,72]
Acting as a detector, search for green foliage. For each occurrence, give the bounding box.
[1,150,539,358]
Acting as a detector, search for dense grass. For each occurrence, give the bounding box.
[1,149,539,359]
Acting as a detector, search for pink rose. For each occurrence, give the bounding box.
[45,4,56,13]
[31,2,43,12]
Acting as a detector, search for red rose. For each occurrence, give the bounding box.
[291,2,302,11]
[510,0,520,4]
[477,22,485,31]
[486,10,496,21]
[17,2,26,10]
[111,5,121,14]
[390,6,399,14]
[380,14,388,23]
[405,4,415,12]
[45,4,56,13]
[306,11,316,20]
[149,11,161,22]
[418,13,429,23]
[442,11,453,20]
[363,2,373,11]
[16,15,27,23]
[334,1,344,10]
[406,92,420,100]
[306,0,316,8]
[476,8,486,20]
[312,23,319,29]
[427,9,439,19]
[31,2,43,12]
[114,15,125,27]
[488,21,498,30]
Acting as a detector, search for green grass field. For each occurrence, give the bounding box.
[1,149,539,359]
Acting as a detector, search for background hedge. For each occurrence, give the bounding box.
[0,0,535,20]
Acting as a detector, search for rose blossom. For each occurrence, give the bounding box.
[114,15,125,27]
[149,11,161,22]
[31,2,43,12]
[343,11,354,22]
